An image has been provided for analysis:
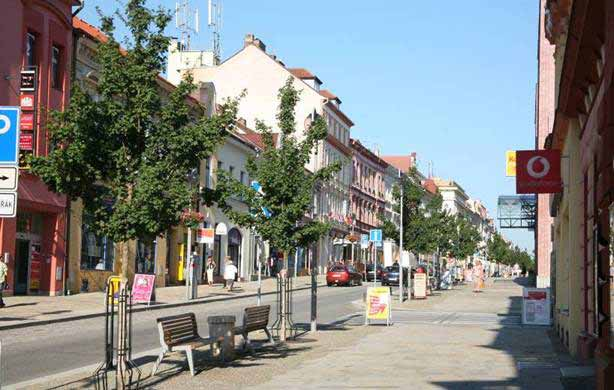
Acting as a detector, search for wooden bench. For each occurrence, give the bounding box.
[151,312,221,377]
[234,305,274,351]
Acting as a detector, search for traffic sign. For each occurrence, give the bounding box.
[0,193,17,217]
[369,229,382,243]
[0,167,18,191]
[0,107,21,165]
[360,234,369,249]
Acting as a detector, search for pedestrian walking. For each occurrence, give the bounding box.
[224,257,238,292]
[473,260,484,293]
[0,255,8,308]
[205,256,216,286]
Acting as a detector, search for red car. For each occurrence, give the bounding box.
[326,265,363,287]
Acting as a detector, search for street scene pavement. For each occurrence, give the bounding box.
[5,278,593,390]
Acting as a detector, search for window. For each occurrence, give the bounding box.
[51,45,62,89]
[229,165,235,177]
[81,214,114,271]
[240,171,245,185]
[25,32,36,66]
[217,161,223,171]
[136,239,156,274]
[205,158,211,188]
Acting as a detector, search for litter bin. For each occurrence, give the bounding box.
[207,315,236,361]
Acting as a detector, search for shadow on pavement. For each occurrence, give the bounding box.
[430,279,567,390]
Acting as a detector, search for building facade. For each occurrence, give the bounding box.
[544,0,614,387]
[167,34,354,271]
[0,0,81,296]
[535,0,556,289]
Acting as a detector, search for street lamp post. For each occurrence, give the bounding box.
[399,170,404,303]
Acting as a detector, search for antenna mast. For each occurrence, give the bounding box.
[208,0,222,62]
[175,0,200,50]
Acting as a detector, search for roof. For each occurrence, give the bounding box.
[381,155,414,173]
[287,68,321,83]
[234,119,278,150]
[325,101,354,127]
[350,138,389,168]
[319,89,341,103]
[422,179,438,195]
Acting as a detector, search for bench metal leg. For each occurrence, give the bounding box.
[264,327,274,344]
[185,347,195,376]
[151,349,165,377]
[242,332,253,352]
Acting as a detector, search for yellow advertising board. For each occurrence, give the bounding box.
[106,275,122,305]
[505,150,517,177]
[365,287,391,325]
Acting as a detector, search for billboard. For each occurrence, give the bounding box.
[516,150,562,194]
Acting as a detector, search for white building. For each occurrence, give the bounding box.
[167,34,354,271]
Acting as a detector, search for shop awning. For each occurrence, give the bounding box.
[18,174,66,213]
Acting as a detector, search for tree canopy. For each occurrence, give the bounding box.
[31,0,237,273]
[203,78,340,257]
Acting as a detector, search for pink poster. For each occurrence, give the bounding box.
[132,274,156,304]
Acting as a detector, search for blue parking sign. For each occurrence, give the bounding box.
[0,107,20,165]
[369,229,382,243]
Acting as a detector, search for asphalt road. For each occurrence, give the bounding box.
[0,284,367,386]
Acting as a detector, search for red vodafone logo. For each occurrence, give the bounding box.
[526,156,550,179]
[516,150,562,194]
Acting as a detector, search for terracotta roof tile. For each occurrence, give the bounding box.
[422,179,438,195]
[381,155,414,173]
[288,68,316,79]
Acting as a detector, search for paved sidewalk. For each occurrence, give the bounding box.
[13,279,585,390]
[0,275,325,330]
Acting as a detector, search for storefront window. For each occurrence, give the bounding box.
[81,216,114,271]
[136,239,156,274]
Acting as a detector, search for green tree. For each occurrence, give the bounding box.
[449,215,481,261]
[378,218,399,244]
[30,0,237,276]
[487,231,510,265]
[395,169,429,257]
[203,78,340,260]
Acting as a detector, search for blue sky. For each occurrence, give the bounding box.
[78,1,538,251]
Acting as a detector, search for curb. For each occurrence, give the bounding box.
[0,282,326,331]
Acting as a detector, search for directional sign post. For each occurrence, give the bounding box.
[369,229,383,287]
[0,107,20,218]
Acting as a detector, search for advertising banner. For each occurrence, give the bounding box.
[516,150,562,194]
[132,274,156,304]
[196,228,215,244]
[413,273,427,299]
[505,150,516,177]
[522,287,551,325]
[366,287,391,325]
[29,249,41,290]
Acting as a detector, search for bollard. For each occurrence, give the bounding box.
[207,315,236,362]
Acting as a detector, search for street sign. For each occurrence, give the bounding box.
[360,234,369,249]
[0,193,17,218]
[369,229,382,243]
[196,228,215,244]
[20,70,36,92]
[0,107,20,165]
[0,167,18,191]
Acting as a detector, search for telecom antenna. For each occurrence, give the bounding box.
[208,0,222,62]
[175,0,199,50]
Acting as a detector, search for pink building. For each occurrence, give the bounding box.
[535,0,555,288]
[350,139,388,235]
[0,0,80,296]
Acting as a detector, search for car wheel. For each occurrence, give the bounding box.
[327,282,332,287]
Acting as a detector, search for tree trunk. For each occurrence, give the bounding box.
[121,241,129,279]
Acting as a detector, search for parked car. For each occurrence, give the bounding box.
[382,264,409,286]
[365,264,385,282]
[327,265,363,286]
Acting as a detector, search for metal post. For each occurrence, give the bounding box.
[399,176,404,303]
[373,244,377,288]
[186,226,194,300]
[257,257,262,306]
[310,248,317,333]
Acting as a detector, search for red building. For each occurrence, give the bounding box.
[545,0,614,387]
[0,1,81,296]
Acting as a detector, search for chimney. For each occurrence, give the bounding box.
[244,33,266,51]
[237,117,247,126]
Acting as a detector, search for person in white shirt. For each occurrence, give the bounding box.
[0,255,8,308]
[223,257,238,291]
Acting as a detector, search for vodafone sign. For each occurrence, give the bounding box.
[516,150,562,194]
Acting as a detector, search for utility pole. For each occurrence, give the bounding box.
[399,170,404,303]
